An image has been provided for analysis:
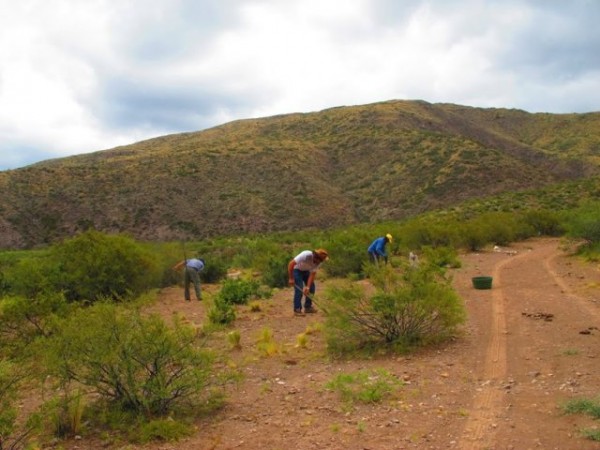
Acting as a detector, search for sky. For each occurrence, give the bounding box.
[1,0,599,170]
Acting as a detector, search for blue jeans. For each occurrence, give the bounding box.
[293,269,315,310]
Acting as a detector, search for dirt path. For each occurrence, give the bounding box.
[455,239,600,449]
[55,238,600,450]
[457,251,520,449]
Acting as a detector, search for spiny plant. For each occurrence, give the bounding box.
[227,330,242,350]
[255,327,279,357]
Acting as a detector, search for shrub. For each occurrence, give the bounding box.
[43,303,221,417]
[261,253,289,288]
[207,296,236,325]
[420,246,461,269]
[323,264,465,354]
[218,279,261,305]
[199,255,228,283]
[49,230,162,303]
[520,209,564,236]
[322,234,368,278]
[566,203,600,245]
[0,292,70,357]
[0,359,41,450]
[4,255,60,299]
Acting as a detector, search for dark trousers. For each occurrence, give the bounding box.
[293,269,315,310]
[184,267,202,301]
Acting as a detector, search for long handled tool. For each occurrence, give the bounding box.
[294,284,324,310]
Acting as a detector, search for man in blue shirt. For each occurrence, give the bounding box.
[367,234,393,265]
[173,258,205,301]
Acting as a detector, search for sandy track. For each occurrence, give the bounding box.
[456,239,600,450]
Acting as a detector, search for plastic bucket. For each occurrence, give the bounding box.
[472,276,493,289]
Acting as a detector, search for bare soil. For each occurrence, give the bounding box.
[51,238,600,449]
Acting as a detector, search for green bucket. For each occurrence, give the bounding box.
[472,276,493,290]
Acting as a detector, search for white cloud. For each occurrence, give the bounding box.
[0,0,599,170]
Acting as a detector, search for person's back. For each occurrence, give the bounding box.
[186,258,205,271]
[367,234,392,264]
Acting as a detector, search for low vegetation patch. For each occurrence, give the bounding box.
[325,369,403,406]
[561,396,600,441]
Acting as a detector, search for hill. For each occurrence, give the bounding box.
[0,100,599,249]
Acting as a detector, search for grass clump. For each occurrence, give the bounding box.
[325,369,402,406]
[561,396,600,441]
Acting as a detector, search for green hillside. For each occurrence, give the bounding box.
[0,100,599,249]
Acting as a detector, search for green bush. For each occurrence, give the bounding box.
[207,296,236,325]
[0,292,70,357]
[261,253,290,288]
[0,359,40,449]
[199,255,228,283]
[49,230,162,303]
[400,218,461,249]
[4,255,60,299]
[43,303,220,417]
[218,279,261,305]
[322,235,366,278]
[323,263,465,355]
[566,203,600,245]
[420,246,461,269]
[520,209,564,236]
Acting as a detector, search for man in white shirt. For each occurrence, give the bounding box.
[287,249,329,316]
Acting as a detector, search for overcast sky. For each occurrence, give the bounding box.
[1,0,599,170]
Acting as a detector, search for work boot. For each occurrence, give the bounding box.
[294,308,305,316]
[304,306,318,314]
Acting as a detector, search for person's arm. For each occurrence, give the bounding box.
[305,271,317,294]
[172,260,185,271]
[287,258,297,285]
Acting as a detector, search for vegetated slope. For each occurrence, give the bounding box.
[0,100,599,249]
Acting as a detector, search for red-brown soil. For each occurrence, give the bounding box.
[47,238,600,449]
